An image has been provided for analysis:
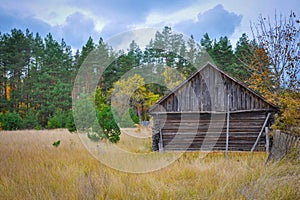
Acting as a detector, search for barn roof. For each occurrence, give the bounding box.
[149,62,279,113]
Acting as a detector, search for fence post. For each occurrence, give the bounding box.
[226,94,230,160]
[265,127,270,153]
[159,127,163,152]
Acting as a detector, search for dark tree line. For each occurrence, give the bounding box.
[0,29,76,129]
[0,27,259,130]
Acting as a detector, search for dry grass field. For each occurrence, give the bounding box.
[0,129,299,199]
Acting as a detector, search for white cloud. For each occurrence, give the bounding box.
[143,2,214,27]
[107,28,159,51]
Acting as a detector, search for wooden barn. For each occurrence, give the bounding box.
[149,63,278,152]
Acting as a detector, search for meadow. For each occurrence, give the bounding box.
[0,129,299,199]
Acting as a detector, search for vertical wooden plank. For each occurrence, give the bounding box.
[265,127,270,153]
[159,126,163,152]
[176,90,180,111]
[226,94,230,160]
[249,95,252,110]
[190,78,194,111]
[211,67,216,111]
[187,82,191,111]
[246,91,249,110]
[201,77,206,111]
[183,86,186,111]
[187,81,190,111]
[237,85,241,110]
[186,84,189,111]
[179,89,182,111]
[243,90,246,110]
[195,74,200,111]
[173,93,177,111]
[190,82,194,111]
[198,74,202,111]
[232,82,236,111]
[203,76,207,111]
[240,90,244,110]
[254,98,257,109]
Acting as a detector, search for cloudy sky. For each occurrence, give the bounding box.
[0,0,299,50]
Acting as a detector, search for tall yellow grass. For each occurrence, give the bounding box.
[0,129,299,199]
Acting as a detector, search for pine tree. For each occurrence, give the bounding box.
[233,33,253,80]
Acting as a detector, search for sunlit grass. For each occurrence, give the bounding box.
[0,129,299,199]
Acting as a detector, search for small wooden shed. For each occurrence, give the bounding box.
[149,63,278,152]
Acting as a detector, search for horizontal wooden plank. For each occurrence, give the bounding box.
[162,135,264,140]
[161,129,262,134]
[163,143,265,148]
[159,112,268,118]
[163,116,267,121]
[163,145,263,150]
[162,125,263,130]
[163,140,264,145]
[162,121,264,126]
[163,147,259,151]
[163,144,263,148]
[161,132,263,136]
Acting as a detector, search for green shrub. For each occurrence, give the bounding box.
[23,110,39,129]
[73,92,120,143]
[129,107,140,124]
[34,124,43,130]
[66,111,76,132]
[46,110,67,129]
[94,105,120,143]
[0,112,23,130]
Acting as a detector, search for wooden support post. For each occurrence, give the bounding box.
[265,127,270,153]
[251,113,271,152]
[159,127,163,152]
[226,94,230,160]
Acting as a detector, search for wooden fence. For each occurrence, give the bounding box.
[267,130,300,162]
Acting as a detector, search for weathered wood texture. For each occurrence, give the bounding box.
[150,64,278,152]
[150,64,277,113]
[152,111,269,151]
[266,131,300,162]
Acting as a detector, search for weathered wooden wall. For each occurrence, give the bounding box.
[152,111,271,151]
[150,64,278,152]
[151,65,275,113]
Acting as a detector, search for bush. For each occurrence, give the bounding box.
[23,110,39,129]
[129,108,140,124]
[0,112,23,130]
[46,110,67,129]
[73,92,120,143]
[66,111,76,132]
[94,105,120,143]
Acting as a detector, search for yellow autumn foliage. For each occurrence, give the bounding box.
[272,91,300,136]
[248,48,300,135]
[162,67,185,90]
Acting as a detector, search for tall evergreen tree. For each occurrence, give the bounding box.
[233,33,253,80]
[2,29,30,113]
[212,36,234,72]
